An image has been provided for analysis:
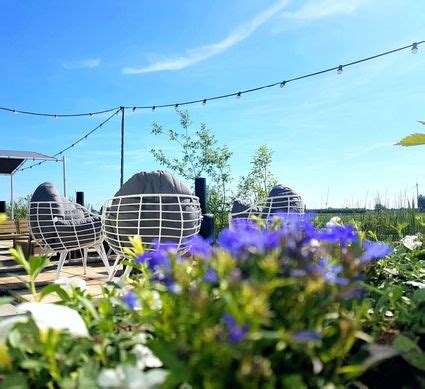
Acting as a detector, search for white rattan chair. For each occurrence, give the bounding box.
[230,194,304,226]
[28,201,111,279]
[102,194,202,279]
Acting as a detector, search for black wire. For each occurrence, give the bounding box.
[0,105,120,118]
[125,40,425,109]
[20,109,121,171]
[1,40,423,117]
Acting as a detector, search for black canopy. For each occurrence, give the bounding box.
[0,150,57,175]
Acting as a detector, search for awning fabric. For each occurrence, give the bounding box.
[0,150,57,175]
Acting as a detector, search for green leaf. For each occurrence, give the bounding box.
[393,335,425,371]
[40,284,70,301]
[413,288,425,305]
[281,374,307,389]
[9,246,30,273]
[77,362,99,388]
[396,133,425,147]
[28,256,49,279]
[0,296,13,305]
[0,373,28,389]
[76,295,99,320]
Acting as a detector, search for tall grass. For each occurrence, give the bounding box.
[315,209,425,242]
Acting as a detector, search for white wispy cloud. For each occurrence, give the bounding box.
[122,0,290,75]
[281,0,363,21]
[61,58,101,70]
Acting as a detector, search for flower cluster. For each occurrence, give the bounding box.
[121,214,395,387]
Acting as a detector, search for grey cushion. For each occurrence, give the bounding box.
[31,182,65,218]
[29,182,100,251]
[231,199,261,219]
[105,170,199,248]
[116,170,192,197]
[55,216,102,250]
[265,185,303,215]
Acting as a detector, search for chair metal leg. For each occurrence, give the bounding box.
[118,265,133,286]
[56,251,68,280]
[82,248,88,275]
[108,255,122,281]
[96,244,111,276]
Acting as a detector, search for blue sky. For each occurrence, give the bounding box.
[1,0,424,209]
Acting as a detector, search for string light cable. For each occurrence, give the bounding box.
[0,40,422,117]
[19,108,121,171]
[125,40,424,109]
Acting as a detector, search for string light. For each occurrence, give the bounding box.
[1,40,423,118]
[132,107,136,112]
[202,99,207,105]
[20,109,121,171]
[411,42,418,54]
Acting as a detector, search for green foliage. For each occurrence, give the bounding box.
[236,145,277,204]
[3,245,166,388]
[1,214,424,387]
[151,109,232,231]
[6,195,30,219]
[361,237,425,385]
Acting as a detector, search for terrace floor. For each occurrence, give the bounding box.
[0,240,121,317]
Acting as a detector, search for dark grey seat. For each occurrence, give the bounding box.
[230,184,304,224]
[28,182,110,279]
[102,171,202,278]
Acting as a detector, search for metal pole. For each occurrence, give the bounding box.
[120,106,125,188]
[62,157,67,198]
[10,173,14,220]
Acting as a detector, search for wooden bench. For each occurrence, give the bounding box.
[0,219,28,247]
[15,219,42,256]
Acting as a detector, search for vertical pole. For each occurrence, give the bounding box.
[120,107,125,188]
[416,181,419,208]
[10,173,14,220]
[62,157,67,198]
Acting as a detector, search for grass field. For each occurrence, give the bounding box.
[315,209,425,242]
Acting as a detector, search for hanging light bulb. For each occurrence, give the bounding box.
[236,92,241,99]
[280,81,286,88]
[13,110,17,114]
[132,107,136,112]
[337,65,343,75]
[175,103,179,108]
[202,99,207,105]
[54,114,58,118]
[411,42,418,54]
[152,106,156,111]
[89,113,93,117]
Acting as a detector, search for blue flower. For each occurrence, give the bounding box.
[361,240,393,264]
[204,267,218,283]
[310,258,348,286]
[135,250,171,271]
[187,235,212,259]
[123,292,137,310]
[218,223,282,257]
[223,314,248,344]
[152,239,178,252]
[315,225,359,247]
[292,330,322,343]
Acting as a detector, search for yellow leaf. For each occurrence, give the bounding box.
[396,133,425,147]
